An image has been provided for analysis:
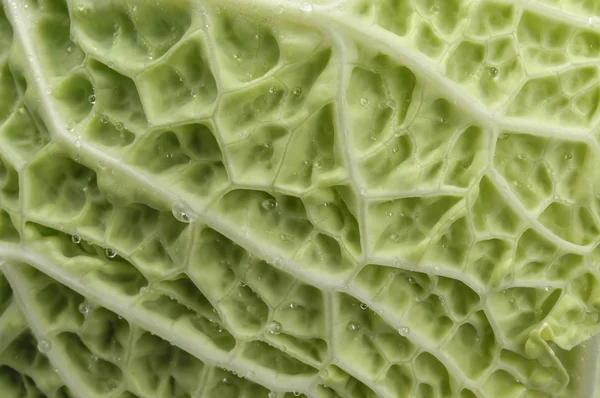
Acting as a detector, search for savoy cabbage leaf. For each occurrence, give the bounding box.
[0,0,600,397]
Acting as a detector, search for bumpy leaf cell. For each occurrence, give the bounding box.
[0,0,600,397]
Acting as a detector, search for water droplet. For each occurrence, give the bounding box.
[360,188,368,196]
[293,392,301,397]
[398,327,410,337]
[274,5,284,14]
[37,339,51,353]
[408,277,417,284]
[268,392,277,398]
[66,44,73,53]
[564,153,572,160]
[313,158,322,169]
[389,232,400,241]
[112,25,122,39]
[136,286,148,296]
[78,301,91,314]
[76,4,89,15]
[100,115,109,123]
[359,98,370,107]
[289,302,298,309]
[347,321,361,332]
[74,138,81,149]
[268,320,282,335]
[439,117,448,124]
[589,16,600,25]
[279,233,290,241]
[240,280,247,287]
[386,99,397,108]
[517,153,526,160]
[269,87,278,94]
[105,248,117,259]
[221,377,232,385]
[115,122,124,131]
[71,234,81,244]
[172,202,194,223]
[233,52,242,62]
[488,67,499,78]
[66,120,76,132]
[544,286,552,292]
[88,94,96,104]
[319,369,329,378]
[261,198,277,210]
[360,303,368,310]
[98,160,106,169]
[499,133,509,140]
[299,2,313,12]
[293,87,303,96]
[392,146,399,153]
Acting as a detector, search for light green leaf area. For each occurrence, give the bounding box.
[1,0,600,397]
